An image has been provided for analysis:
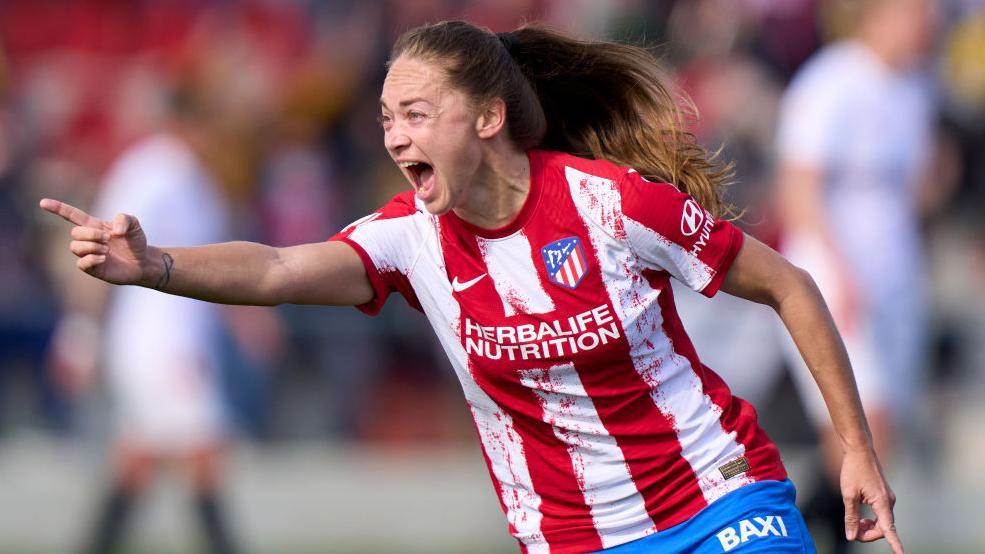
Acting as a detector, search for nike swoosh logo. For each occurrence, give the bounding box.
[451,273,487,293]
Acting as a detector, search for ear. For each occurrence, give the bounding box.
[475,97,507,140]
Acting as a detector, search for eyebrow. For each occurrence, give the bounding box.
[379,97,434,109]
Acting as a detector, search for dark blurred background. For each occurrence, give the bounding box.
[1,1,983,553]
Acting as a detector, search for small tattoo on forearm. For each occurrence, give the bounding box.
[154,252,174,290]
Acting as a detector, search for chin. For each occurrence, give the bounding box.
[419,193,451,216]
[423,201,452,216]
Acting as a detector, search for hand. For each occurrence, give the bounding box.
[841,446,904,553]
[39,198,153,286]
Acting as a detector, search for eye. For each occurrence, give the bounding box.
[407,110,428,122]
[378,113,393,129]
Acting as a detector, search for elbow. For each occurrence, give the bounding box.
[255,263,290,306]
[768,263,819,313]
[790,264,818,292]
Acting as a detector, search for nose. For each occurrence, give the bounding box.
[385,126,411,154]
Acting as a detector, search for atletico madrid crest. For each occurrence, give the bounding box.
[541,237,588,289]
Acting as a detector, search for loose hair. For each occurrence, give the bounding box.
[390,21,735,219]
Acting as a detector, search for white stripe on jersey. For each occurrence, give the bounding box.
[622,216,715,293]
[477,233,556,316]
[519,363,656,548]
[564,166,753,505]
[376,213,549,550]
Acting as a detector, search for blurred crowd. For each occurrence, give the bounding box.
[1,0,985,550]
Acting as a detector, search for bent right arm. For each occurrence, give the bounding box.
[40,198,375,307]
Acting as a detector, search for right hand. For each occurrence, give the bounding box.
[39,198,152,286]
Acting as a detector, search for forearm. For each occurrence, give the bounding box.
[774,270,873,451]
[141,241,288,306]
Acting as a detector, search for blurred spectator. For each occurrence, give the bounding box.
[940,4,985,216]
[774,0,942,549]
[0,45,70,436]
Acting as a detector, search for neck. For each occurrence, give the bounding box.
[857,34,903,71]
[855,16,919,72]
[453,141,531,230]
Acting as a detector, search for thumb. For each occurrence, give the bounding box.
[844,494,860,541]
[112,213,137,237]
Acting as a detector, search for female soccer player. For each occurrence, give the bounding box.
[41,21,901,554]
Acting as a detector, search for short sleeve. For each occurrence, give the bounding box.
[619,171,743,297]
[329,192,423,315]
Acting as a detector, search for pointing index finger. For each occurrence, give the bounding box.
[875,502,904,554]
[39,198,96,227]
[882,520,904,553]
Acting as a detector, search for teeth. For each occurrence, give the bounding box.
[398,162,422,168]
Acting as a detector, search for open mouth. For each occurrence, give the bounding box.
[399,161,436,199]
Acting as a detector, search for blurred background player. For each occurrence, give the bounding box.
[47,88,239,554]
[775,0,946,549]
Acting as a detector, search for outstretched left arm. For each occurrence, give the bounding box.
[720,233,904,554]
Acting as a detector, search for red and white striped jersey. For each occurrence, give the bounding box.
[332,150,786,553]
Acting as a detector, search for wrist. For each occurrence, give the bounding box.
[841,434,875,455]
[140,246,167,289]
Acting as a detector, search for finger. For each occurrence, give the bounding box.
[111,212,137,236]
[77,254,106,273]
[884,525,905,554]
[70,226,110,243]
[843,494,860,541]
[874,500,904,554]
[69,240,108,258]
[856,518,884,542]
[39,198,95,227]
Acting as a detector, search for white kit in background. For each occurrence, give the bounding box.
[95,133,230,452]
[775,40,933,427]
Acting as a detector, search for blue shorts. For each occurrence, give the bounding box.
[598,480,816,553]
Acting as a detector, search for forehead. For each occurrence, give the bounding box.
[381,55,452,107]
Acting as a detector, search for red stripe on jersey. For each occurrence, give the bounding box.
[471,366,605,551]
[649,270,787,485]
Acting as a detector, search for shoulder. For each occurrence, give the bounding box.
[336,190,427,241]
[533,150,628,184]
[376,190,422,220]
[785,42,870,102]
[533,149,681,211]
[109,134,196,182]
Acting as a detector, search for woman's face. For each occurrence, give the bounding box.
[380,55,483,215]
